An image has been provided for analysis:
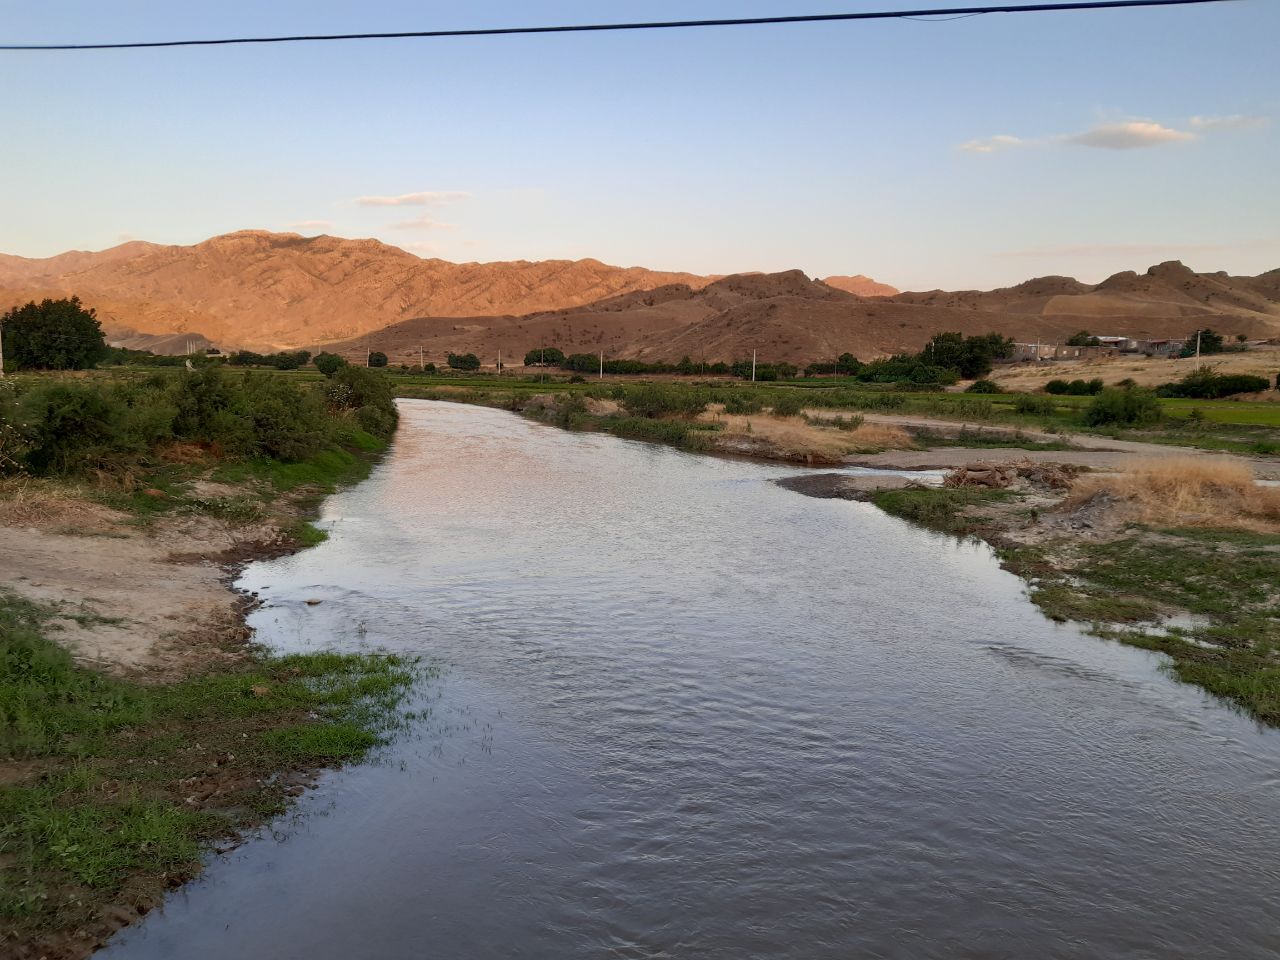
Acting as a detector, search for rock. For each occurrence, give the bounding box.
[249,685,271,698]
[304,598,322,606]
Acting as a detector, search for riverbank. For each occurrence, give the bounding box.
[0,369,418,958]
[0,448,422,959]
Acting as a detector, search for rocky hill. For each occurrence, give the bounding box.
[2,232,1276,364]
[0,231,719,351]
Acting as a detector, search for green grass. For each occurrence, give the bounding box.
[909,427,1075,451]
[870,487,1012,536]
[0,591,422,948]
[1007,535,1280,723]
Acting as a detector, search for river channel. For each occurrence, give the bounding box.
[102,400,1280,959]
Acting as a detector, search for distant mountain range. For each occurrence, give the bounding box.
[1,230,1276,363]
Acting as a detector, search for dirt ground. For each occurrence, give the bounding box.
[819,411,1280,480]
[0,483,294,678]
[987,345,1280,390]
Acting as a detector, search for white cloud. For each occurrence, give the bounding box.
[389,214,458,231]
[290,219,334,230]
[1188,114,1269,131]
[356,191,470,207]
[1065,120,1195,150]
[958,135,1026,154]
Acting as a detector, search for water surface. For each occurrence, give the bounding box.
[103,401,1280,960]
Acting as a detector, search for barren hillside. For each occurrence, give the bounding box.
[0,231,720,351]
[328,262,1280,367]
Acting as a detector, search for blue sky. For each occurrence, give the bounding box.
[2,1,1277,289]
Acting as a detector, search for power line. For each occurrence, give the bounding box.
[0,0,1239,52]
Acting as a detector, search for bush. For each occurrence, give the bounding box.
[1157,366,1270,399]
[313,352,347,376]
[615,384,709,419]
[15,383,122,473]
[240,374,328,460]
[368,352,388,369]
[965,379,1003,394]
[769,393,807,417]
[525,347,565,367]
[325,366,399,440]
[1014,394,1058,415]
[1083,388,1162,426]
[1,297,108,371]
[1045,379,1070,395]
[447,352,481,371]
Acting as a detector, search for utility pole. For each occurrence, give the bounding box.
[599,350,603,380]
[497,348,502,376]
[752,349,756,382]
[1195,329,1202,359]
[418,345,423,371]
[0,318,5,378]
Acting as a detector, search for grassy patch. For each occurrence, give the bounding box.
[910,427,1075,451]
[0,592,422,952]
[871,487,1013,536]
[1009,535,1280,723]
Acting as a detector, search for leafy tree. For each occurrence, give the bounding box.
[1179,329,1225,357]
[368,351,388,368]
[524,346,565,366]
[919,331,1013,379]
[1065,331,1100,347]
[313,352,347,376]
[1,297,108,371]
[447,352,481,371]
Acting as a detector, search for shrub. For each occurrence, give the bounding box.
[447,352,481,371]
[1083,387,1162,426]
[1157,367,1270,399]
[1044,379,1070,395]
[240,375,328,460]
[325,366,399,440]
[965,379,1003,394]
[314,352,347,376]
[616,384,708,419]
[368,351,388,369]
[769,393,807,417]
[15,383,122,473]
[525,347,565,366]
[1014,394,1058,415]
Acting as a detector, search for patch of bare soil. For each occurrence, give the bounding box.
[0,482,303,679]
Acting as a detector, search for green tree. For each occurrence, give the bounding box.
[1,297,108,371]
[1180,329,1225,357]
[1066,330,1100,347]
[447,352,481,371]
[313,352,347,376]
[368,351,388,368]
[524,346,565,366]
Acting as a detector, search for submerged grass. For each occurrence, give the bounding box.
[872,486,1280,724]
[0,591,422,954]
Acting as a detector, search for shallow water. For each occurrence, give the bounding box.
[102,401,1280,960]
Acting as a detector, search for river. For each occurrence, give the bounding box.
[101,400,1280,959]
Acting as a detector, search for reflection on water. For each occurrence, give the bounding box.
[102,401,1280,960]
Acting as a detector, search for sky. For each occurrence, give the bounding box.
[1,0,1277,290]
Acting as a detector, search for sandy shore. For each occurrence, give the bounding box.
[0,483,298,678]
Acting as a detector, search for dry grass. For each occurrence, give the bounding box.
[1068,457,1280,532]
[0,477,126,534]
[710,414,914,458]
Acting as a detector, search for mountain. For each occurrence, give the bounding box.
[331,261,1280,366]
[0,231,721,351]
[821,275,899,297]
[2,232,1276,363]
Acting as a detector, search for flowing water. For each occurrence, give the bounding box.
[102,401,1280,959]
